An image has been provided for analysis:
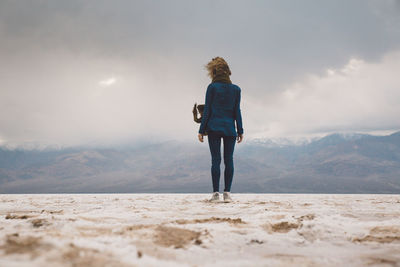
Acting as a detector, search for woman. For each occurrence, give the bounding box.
[198,57,244,203]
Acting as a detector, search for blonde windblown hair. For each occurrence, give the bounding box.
[205,57,231,80]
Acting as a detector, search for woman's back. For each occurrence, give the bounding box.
[212,82,238,118]
[199,82,243,137]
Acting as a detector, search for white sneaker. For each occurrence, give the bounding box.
[209,192,220,202]
[223,192,232,203]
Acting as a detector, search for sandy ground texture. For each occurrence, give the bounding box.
[0,194,399,267]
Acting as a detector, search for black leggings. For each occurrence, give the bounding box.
[207,132,236,192]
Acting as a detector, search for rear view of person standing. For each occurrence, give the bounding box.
[198,57,244,203]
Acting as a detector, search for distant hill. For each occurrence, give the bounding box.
[1,132,399,193]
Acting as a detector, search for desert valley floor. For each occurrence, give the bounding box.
[0,194,399,266]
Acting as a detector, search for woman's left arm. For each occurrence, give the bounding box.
[198,84,213,137]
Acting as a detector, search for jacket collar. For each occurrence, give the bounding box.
[212,74,232,84]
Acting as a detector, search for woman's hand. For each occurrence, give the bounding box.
[237,134,243,143]
[198,133,204,143]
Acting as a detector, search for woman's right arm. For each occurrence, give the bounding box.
[235,88,244,140]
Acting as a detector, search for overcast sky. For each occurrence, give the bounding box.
[1,0,400,147]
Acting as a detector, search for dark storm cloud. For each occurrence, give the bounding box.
[0,0,400,146]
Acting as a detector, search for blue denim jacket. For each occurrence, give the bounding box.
[198,82,243,136]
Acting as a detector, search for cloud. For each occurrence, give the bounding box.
[246,50,400,138]
[0,50,202,147]
[98,76,117,87]
[0,1,400,147]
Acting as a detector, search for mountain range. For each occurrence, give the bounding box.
[1,132,399,193]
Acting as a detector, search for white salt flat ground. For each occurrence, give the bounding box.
[0,194,399,267]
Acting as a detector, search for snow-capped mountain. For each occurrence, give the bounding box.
[1,132,399,193]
